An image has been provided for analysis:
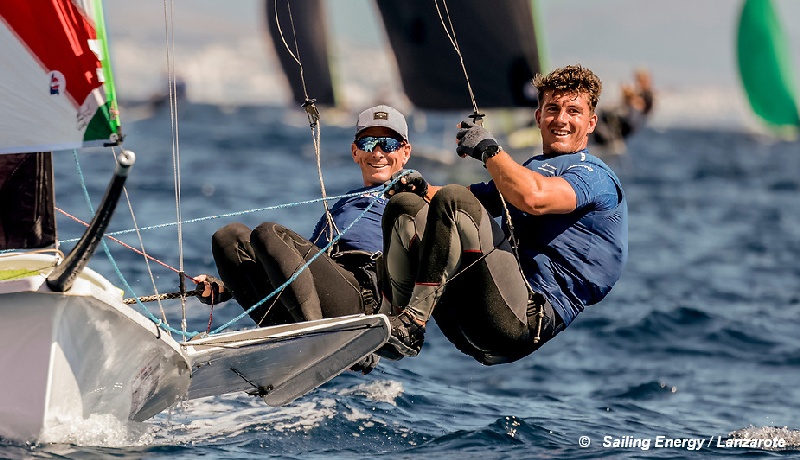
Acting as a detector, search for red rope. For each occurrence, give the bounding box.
[55,206,193,282]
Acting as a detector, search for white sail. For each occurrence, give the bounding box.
[0,0,120,154]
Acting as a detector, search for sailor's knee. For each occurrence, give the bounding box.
[212,222,251,249]
[434,183,471,200]
[429,184,482,221]
[383,193,426,228]
[252,221,285,236]
[386,191,426,212]
[251,221,299,250]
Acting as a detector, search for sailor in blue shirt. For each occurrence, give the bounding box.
[379,65,628,364]
[194,106,411,368]
[469,150,627,328]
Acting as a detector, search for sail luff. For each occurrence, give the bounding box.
[90,0,122,142]
[530,0,548,75]
[736,0,800,130]
[264,0,336,107]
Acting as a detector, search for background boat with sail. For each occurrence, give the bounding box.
[263,0,546,161]
[736,0,800,136]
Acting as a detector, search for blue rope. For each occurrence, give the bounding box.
[71,151,198,338]
[59,190,377,244]
[209,175,403,334]
[65,150,410,339]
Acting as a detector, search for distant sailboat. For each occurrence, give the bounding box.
[736,0,800,134]
[373,0,543,110]
[265,0,336,107]
[262,0,545,156]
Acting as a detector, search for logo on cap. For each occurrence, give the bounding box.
[373,111,389,120]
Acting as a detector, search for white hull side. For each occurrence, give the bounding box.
[0,254,190,442]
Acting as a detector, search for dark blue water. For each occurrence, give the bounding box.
[4,104,800,458]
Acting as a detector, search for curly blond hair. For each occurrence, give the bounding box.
[532,64,603,111]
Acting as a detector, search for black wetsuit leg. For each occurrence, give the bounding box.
[249,222,365,322]
[380,192,428,309]
[211,222,365,326]
[384,185,564,365]
[212,222,294,326]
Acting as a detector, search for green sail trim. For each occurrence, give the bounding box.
[530,0,548,74]
[736,0,800,131]
[90,0,121,141]
[83,102,115,143]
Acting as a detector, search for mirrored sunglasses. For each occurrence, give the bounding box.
[355,136,403,153]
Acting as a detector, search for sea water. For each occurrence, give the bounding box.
[2,104,799,459]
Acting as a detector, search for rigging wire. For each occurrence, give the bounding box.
[55,206,187,279]
[432,0,483,123]
[69,149,194,340]
[418,0,540,327]
[79,147,175,330]
[272,0,339,244]
[162,0,188,337]
[59,189,374,245]
[120,171,171,329]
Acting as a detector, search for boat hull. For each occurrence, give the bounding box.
[184,314,390,406]
[0,254,190,442]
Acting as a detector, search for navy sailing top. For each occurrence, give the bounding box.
[309,185,387,255]
[469,149,628,326]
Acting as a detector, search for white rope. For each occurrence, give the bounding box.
[433,0,481,118]
[273,0,337,243]
[162,0,187,336]
[114,147,173,336]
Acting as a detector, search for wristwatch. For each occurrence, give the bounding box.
[481,144,502,163]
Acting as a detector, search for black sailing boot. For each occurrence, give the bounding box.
[377,308,426,360]
[350,353,380,374]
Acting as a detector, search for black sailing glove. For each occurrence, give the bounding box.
[384,169,429,198]
[456,120,499,162]
[193,274,233,305]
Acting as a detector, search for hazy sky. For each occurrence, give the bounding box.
[103,0,800,126]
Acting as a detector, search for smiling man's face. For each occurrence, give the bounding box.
[352,126,410,186]
[535,90,597,154]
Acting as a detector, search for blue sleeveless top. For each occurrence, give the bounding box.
[470,149,628,326]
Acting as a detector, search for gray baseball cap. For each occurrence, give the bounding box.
[355,105,408,141]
